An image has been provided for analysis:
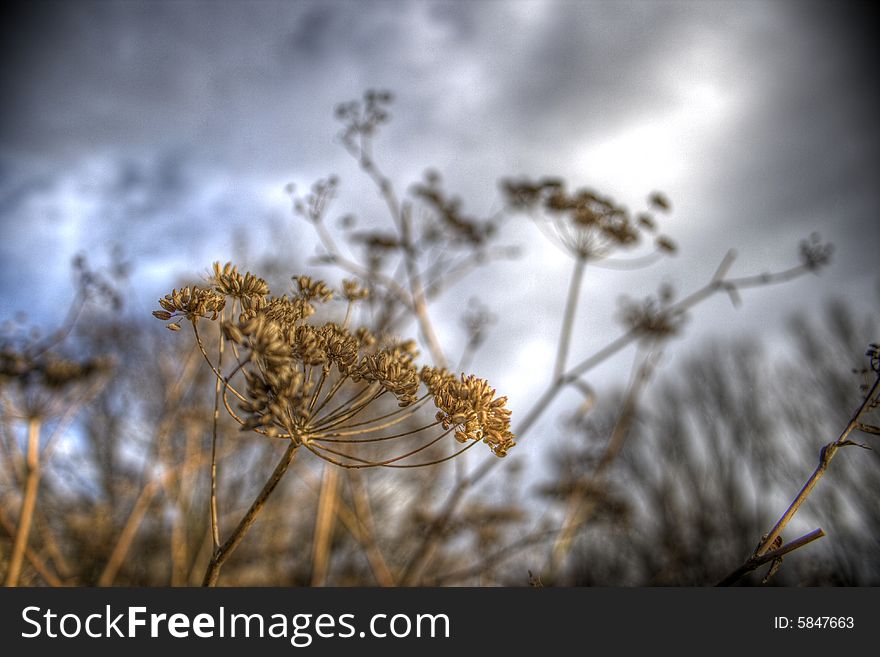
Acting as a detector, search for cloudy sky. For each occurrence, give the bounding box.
[1,0,878,459]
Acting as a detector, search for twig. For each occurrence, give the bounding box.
[717,529,826,586]
[4,417,42,587]
[547,347,661,574]
[554,256,586,380]
[755,375,878,558]
[717,373,879,586]
[202,440,300,586]
[210,317,225,554]
[400,254,818,584]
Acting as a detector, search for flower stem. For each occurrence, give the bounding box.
[554,256,586,380]
[202,441,299,586]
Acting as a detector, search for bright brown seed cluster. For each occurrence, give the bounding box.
[153,286,226,327]
[421,367,516,457]
[153,263,515,467]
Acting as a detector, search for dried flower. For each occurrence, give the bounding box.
[212,262,269,299]
[617,285,685,338]
[799,233,833,271]
[423,368,516,457]
[154,286,226,323]
[153,264,515,468]
[342,279,370,302]
[502,178,675,262]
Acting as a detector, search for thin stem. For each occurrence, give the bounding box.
[308,373,350,419]
[717,529,826,586]
[191,321,247,404]
[310,465,339,586]
[718,373,879,586]
[554,256,586,380]
[757,374,878,557]
[4,417,41,587]
[202,441,300,587]
[312,420,441,444]
[312,387,386,431]
[347,470,396,586]
[310,394,430,437]
[400,253,819,584]
[400,203,447,367]
[210,318,224,554]
[308,426,452,467]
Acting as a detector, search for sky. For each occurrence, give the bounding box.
[1,0,879,464]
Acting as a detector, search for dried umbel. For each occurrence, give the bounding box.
[616,284,686,339]
[154,263,515,467]
[422,368,515,457]
[502,178,676,260]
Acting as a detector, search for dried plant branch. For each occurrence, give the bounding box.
[210,319,225,554]
[547,347,661,575]
[401,253,819,584]
[554,256,586,380]
[717,372,879,586]
[4,417,42,587]
[856,422,880,435]
[202,441,300,587]
[717,528,827,586]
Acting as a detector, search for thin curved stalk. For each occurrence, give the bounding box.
[202,441,300,587]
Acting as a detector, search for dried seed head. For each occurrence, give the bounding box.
[502,178,674,261]
[212,262,269,299]
[296,276,334,303]
[428,371,516,457]
[356,350,420,406]
[156,286,226,322]
[342,279,370,301]
[154,263,515,465]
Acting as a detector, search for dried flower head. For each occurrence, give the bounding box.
[502,178,676,262]
[153,286,226,324]
[153,265,515,468]
[342,279,370,302]
[422,367,516,457]
[617,284,685,339]
[212,262,269,299]
[799,233,833,271]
